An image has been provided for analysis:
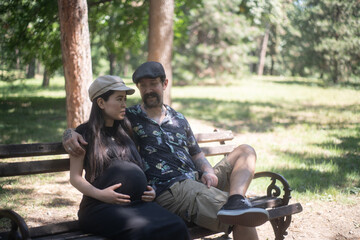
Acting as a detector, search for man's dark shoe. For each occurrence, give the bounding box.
[217,194,269,227]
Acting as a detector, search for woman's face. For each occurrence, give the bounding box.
[99,91,127,126]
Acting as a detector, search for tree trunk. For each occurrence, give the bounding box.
[269,24,279,76]
[36,61,41,74]
[42,69,50,87]
[270,58,274,75]
[15,49,20,70]
[123,51,130,77]
[257,26,270,76]
[26,58,36,79]
[333,60,339,84]
[109,53,116,75]
[58,0,92,128]
[148,0,174,106]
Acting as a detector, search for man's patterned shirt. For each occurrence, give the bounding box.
[126,104,201,195]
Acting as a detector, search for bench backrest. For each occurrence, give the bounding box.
[0,130,235,177]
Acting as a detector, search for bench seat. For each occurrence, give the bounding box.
[0,130,302,240]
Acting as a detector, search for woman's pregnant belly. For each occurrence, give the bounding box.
[92,160,148,201]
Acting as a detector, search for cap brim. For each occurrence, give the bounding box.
[112,85,135,95]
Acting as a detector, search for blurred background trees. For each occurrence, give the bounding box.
[1,0,359,86]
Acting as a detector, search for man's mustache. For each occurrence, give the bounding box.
[144,92,160,100]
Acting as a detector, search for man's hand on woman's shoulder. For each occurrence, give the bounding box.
[62,128,88,156]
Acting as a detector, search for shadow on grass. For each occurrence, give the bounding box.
[271,134,360,194]
[270,79,360,89]
[0,177,34,197]
[0,96,67,144]
[45,197,77,207]
[0,185,34,199]
[173,97,359,133]
[0,84,65,94]
[172,97,359,194]
[271,80,326,88]
[0,96,141,144]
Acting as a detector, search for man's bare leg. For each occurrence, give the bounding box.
[233,225,259,240]
[217,144,269,228]
[226,144,257,196]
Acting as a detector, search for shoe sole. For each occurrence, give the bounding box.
[217,208,269,227]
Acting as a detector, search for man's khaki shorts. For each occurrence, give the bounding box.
[155,157,233,233]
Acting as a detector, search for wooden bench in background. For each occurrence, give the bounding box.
[0,130,302,240]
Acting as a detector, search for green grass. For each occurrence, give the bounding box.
[170,76,360,202]
[1,75,359,203]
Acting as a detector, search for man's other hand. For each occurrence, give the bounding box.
[201,172,218,188]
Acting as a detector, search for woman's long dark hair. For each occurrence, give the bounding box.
[84,90,144,182]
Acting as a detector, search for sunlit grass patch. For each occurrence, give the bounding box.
[172,76,360,201]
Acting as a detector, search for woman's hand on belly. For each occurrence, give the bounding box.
[141,185,156,202]
[98,183,131,204]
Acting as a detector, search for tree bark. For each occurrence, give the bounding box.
[333,60,339,84]
[123,51,130,76]
[109,53,116,75]
[58,0,92,128]
[42,69,50,87]
[26,58,36,79]
[257,26,270,76]
[148,0,174,106]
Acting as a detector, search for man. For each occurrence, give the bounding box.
[63,61,269,240]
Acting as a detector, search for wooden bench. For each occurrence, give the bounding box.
[0,130,302,240]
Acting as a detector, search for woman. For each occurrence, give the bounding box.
[69,75,191,240]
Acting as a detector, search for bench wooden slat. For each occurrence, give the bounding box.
[268,203,303,220]
[29,221,81,239]
[0,131,233,159]
[250,196,283,209]
[201,145,236,156]
[0,145,234,178]
[0,142,66,158]
[32,231,106,240]
[194,131,234,143]
[0,144,234,177]
[0,159,69,177]
[187,226,218,239]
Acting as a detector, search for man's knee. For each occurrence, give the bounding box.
[230,144,257,161]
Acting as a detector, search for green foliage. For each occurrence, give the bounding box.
[88,0,149,76]
[0,1,61,81]
[173,0,261,83]
[243,0,284,25]
[281,0,360,83]
[1,0,359,86]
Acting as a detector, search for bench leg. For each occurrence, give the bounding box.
[0,209,30,240]
[270,215,291,240]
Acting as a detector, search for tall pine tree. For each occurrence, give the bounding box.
[296,0,360,83]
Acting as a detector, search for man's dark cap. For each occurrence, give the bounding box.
[132,61,166,84]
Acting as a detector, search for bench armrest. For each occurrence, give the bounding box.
[0,209,30,240]
[254,171,292,206]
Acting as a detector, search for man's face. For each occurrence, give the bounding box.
[137,77,167,108]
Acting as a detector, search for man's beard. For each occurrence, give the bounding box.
[143,92,162,109]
